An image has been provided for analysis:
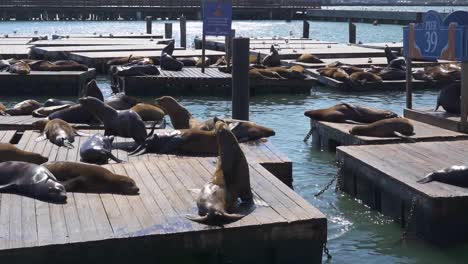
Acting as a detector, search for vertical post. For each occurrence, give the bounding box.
[201,32,206,73]
[225,29,235,66]
[232,37,250,121]
[415,12,423,23]
[303,20,310,39]
[348,20,356,44]
[406,57,413,109]
[180,15,187,48]
[145,16,152,34]
[461,62,468,126]
[165,23,172,39]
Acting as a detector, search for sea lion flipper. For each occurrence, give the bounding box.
[417,173,433,184]
[107,151,123,163]
[393,132,417,143]
[128,144,145,156]
[63,140,75,149]
[185,214,209,224]
[35,134,47,142]
[75,130,90,137]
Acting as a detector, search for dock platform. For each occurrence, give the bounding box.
[353,42,403,51]
[253,45,385,60]
[282,57,440,69]
[32,38,170,47]
[116,67,316,96]
[53,33,164,39]
[337,141,468,245]
[404,108,468,133]
[0,69,96,96]
[309,119,468,150]
[0,45,32,59]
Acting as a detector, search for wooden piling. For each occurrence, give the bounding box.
[232,37,250,120]
[225,29,235,66]
[180,15,187,48]
[145,16,152,34]
[406,57,413,109]
[348,20,356,44]
[303,20,310,39]
[165,23,172,39]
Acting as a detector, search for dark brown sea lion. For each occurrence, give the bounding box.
[105,93,142,110]
[378,68,406,80]
[47,104,97,124]
[107,55,144,66]
[179,57,197,67]
[349,71,382,84]
[5,99,42,115]
[417,166,468,188]
[264,66,307,80]
[435,83,460,114]
[43,161,139,194]
[84,80,104,102]
[296,53,323,63]
[0,143,48,164]
[123,57,154,67]
[51,60,88,71]
[9,61,31,74]
[262,45,281,67]
[424,66,460,83]
[130,103,165,122]
[79,97,155,155]
[144,129,217,155]
[113,64,160,77]
[160,41,183,71]
[32,104,73,118]
[349,118,414,137]
[186,121,253,225]
[0,161,67,203]
[304,103,398,123]
[43,98,76,107]
[339,65,365,75]
[34,118,86,148]
[80,134,121,164]
[155,96,201,129]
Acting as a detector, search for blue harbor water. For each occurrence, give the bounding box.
[1,17,468,263]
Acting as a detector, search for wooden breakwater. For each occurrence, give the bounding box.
[306,9,430,24]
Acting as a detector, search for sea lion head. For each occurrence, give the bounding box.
[78,96,109,120]
[110,174,140,195]
[34,166,67,203]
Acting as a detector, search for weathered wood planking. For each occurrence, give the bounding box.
[0,130,16,143]
[17,129,293,187]
[353,42,403,51]
[0,39,32,45]
[53,34,164,39]
[282,57,441,69]
[404,108,468,133]
[0,159,325,263]
[310,119,468,150]
[337,141,468,245]
[0,45,32,59]
[33,44,182,57]
[117,67,316,96]
[253,45,385,60]
[32,38,170,47]
[0,69,96,96]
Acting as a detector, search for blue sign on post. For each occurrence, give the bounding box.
[403,10,468,61]
[202,0,232,36]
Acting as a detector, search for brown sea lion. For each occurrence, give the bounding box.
[154,96,201,129]
[0,161,67,203]
[201,117,275,142]
[0,102,6,115]
[297,53,323,63]
[186,121,253,225]
[304,103,398,124]
[130,103,165,122]
[262,45,281,67]
[32,104,73,118]
[424,65,460,83]
[105,93,142,110]
[179,57,197,67]
[5,99,42,115]
[249,68,284,80]
[318,67,349,82]
[213,56,227,66]
[43,98,76,107]
[349,118,414,137]
[34,118,86,148]
[43,161,139,195]
[144,128,217,155]
[196,57,211,67]
[0,143,48,164]
[9,61,31,74]
[265,66,307,80]
[349,71,382,84]
[51,60,88,71]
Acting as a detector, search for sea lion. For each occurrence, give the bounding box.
[262,45,281,67]
[112,64,160,77]
[80,134,122,164]
[154,96,201,129]
[249,68,284,80]
[417,166,468,188]
[264,66,307,80]
[304,103,398,123]
[0,161,67,203]
[79,97,155,155]
[32,104,73,117]
[349,71,382,84]
[179,57,197,67]
[186,121,253,225]
[213,56,227,66]
[43,98,76,107]
[318,67,349,82]
[435,83,460,114]
[51,60,88,71]
[84,80,104,102]
[107,55,144,66]
[34,118,86,148]
[130,103,165,122]
[160,41,183,71]
[424,66,460,83]
[5,99,42,115]
[201,117,275,142]
[9,61,31,74]
[296,54,323,63]
[43,161,139,194]
[196,57,211,67]
[47,104,96,124]
[105,93,142,110]
[144,128,217,155]
[0,59,10,71]
[123,57,154,67]
[0,143,48,164]
[0,102,6,115]
[349,118,414,137]
[378,68,406,80]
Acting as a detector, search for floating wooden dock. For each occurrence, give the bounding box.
[309,119,468,150]
[404,108,468,133]
[53,33,164,39]
[353,42,403,51]
[253,45,385,60]
[0,69,96,96]
[0,45,32,59]
[0,39,32,45]
[282,57,440,69]
[32,38,171,47]
[115,67,316,96]
[337,141,468,245]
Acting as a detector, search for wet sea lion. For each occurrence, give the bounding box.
[105,93,142,110]
[350,71,382,84]
[155,96,201,129]
[201,117,275,142]
[34,118,86,148]
[5,99,42,115]
[47,104,97,124]
[304,103,398,124]
[186,121,253,225]
[144,129,217,155]
[249,68,284,80]
[32,104,73,117]
[43,98,76,107]
[43,161,139,194]
[0,143,48,164]
[113,64,160,77]
[262,45,281,67]
[160,41,183,71]
[296,53,323,63]
[417,166,468,188]
[130,103,165,122]
[0,161,67,203]
[79,97,155,155]
[435,83,460,114]
[80,134,122,164]
[84,80,104,102]
[349,118,414,137]
[0,59,10,71]
[9,61,31,74]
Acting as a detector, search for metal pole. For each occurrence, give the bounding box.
[232,37,250,120]
[303,20,310,39]
[405,57,413,109]
[165,23,172,39]
[201,33,206,73]
[348,20,356,44]
[461,62,468,126]
[180,15,187,48]
[145,16,152,34]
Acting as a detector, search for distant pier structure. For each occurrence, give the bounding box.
[0,0,321,21]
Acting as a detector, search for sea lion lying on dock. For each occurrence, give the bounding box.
[80,134,121,164]
[417,166,468,188]
[349,71,382,85]
[160,41,183,71]
[32,104,73,118]
[349,118,414,137]
[179,57,197,67]
[186,121,253,225]
[34,118,86,148]
[9,61,31,75]
[0,102,6,115]
[262,45,281,67]
[107,55,144,66]
[43,161,139,194]
[5,99,42,115]
[113,64,160,77]
[0,161,67,203]
[105,93,142,110]
[47,104,97,124]
[296,53,323,63]
[0,143,48,164]
[196,57,211,67]
[43,99,76,107]
[201,117,275,142]
[130,103,165,122]
[304,103,398,123]
[435,83,460,114]
[29,60,88,71]
[318,67,349,82]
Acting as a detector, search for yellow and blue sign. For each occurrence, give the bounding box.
[203,0,232,36]
[403,10,468,61]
